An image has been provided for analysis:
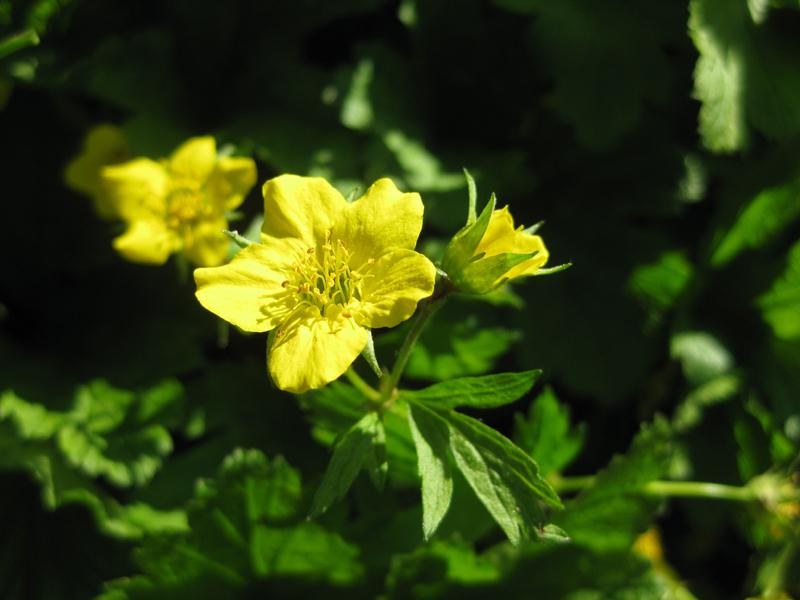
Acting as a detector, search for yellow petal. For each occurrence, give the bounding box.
[206,156,257,211]
[335,178,424,268]
[102,158,169,221]
[194,237,305,332]
[113,220,179,265]
[357,248,436,329]
[169,136,217,182]
[65,124,128,195]
[182,218,230,267]
[268,309,369,393]
[64,124,128,218]
[261,175,346,246]
[475,207,549,279]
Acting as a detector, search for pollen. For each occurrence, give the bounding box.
[165,182,209,231]
[282,230,364,316]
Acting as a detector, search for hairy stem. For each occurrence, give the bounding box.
[381,279,451,403]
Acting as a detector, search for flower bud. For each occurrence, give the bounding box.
[442,192,551,295]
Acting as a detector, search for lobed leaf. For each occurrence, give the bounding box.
[712,181,800,267]
[758,239,800,341]
[407,399,561,546]
[407,403,454,540]
[513,386,585,477]
[402,370,541,410]
[554,418,673,551]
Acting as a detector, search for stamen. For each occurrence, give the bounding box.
[279,230,367,315]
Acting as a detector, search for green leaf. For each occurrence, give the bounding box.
[0,28,39,61]
[407,403,453,540]
[513,386,586,477]
[758,239,800,341]
[381,129,465,192]
[340,57,374,131]
[310,411,383,517]
[251,523,362,584]
[387,540,689,599]
[408,401,561,545]
[402,370,541,410]
[670,331,734,386]
[0,387,187,540]
[712,182,800,266]
[57,380,174,488]
[1,380,178,489]
[113,449,364,595]
[404,312,521,381]
[302,382,419,485]
[627,250,694,329]
[673,373,742,432]
[690,0,800,152]
[748,0,771,22]
[385,540,501,598]
[554,418,673,551]
[0,390,65,438]
[689,0,749,152]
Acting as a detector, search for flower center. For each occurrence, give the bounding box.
[165,181,210,230]
[282,233,369,317]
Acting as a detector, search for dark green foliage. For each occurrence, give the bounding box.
[1,0,799,598]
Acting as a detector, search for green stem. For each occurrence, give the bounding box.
[642,480,755,502]
[555,476,757,503]
[381,289,449,402]
[345,369,380,402]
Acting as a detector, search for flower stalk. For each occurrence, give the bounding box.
[555,476,800,504]
[378,277,453,406]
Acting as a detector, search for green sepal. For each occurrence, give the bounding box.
[441,193,496,275]
[360,330,382,378]
[463,168,478,225]
[456,250,540,294]
[223,229,253,249]
[534,262,573,276]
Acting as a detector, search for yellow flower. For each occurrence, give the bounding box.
[442,195,550,294]
[100,136,257,267]
[474,206,549,279]
[64,124,129,219]
[194,175,437,392]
